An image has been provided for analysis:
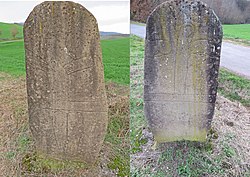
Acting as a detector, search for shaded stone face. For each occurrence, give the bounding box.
[144,0,222,142]
[24,1,108,164]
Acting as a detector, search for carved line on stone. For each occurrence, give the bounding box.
[51,111,59,150]
[76,112,83,154]
[144,100,213,103]
[145,31,208,42]
[144,93,216,95]
[40,108,107,112]
[148,51,208,57]
[62,53,83,63]
[62,56,89,66]
[49,100,107,102]
[65,66,91,75]
[64,112,69,156]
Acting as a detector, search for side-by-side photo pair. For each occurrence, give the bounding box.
[0,0,249,176]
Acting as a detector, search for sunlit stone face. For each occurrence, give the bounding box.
[24,1,108,164]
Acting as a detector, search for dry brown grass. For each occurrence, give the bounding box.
[0,73,129,177]
[130,95,250,176]
[213,95,250,175]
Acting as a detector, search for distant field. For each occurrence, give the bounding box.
[0,37,129,85]
[101,38,130,85]
[0,22,23,41]
[0,40,25,76]
[223,24,250,41]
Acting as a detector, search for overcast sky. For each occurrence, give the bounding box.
[0,1,130,34]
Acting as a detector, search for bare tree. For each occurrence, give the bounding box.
[201,0,249,24]
[11,26,19,39]
[131,0,250,24]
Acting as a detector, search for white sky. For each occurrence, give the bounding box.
[0,1,130,34]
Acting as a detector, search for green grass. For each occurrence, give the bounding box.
[22,153,87,173]
[218,68,250,107]
[105,92,130,176]
[130,35,146,154]
[223,24,250,41]
[153,140,233,177]
[101,37,130,85]
[0,40,25,76]
[0,37,129,85]
[0,22,23,41]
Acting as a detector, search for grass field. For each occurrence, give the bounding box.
[218,68,250,107]
[101,37,130,85]
[223,24,250,41]
[0,40,25,76]
[0,22,129,85]
[0,37,129,85]
[130,35,250,176]
[0,22,23,41]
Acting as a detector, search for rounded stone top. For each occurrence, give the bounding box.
[147,0,213,23]
[160,0,208,7]
[24,1,98,30]
[146,0,222,41]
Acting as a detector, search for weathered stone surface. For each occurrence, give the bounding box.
[144,0,222,142]
[24,1,108,164]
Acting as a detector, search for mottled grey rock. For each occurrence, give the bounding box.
[144,0,222,142]
[24,1,108,164]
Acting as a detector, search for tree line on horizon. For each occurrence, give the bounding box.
[131,0,250,24]
[0,26,19,40]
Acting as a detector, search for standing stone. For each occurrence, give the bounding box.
[24,1,108,164]
[144,0,222,142]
